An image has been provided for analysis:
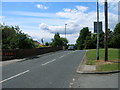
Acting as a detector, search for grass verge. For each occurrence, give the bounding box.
[86,48,120,71]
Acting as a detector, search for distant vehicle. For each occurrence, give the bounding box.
[68,46,75,50]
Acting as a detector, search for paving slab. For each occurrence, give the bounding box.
[82,65,96,71]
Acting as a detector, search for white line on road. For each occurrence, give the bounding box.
[42,51,77,66]
[0,70,30,83]
[59,55,66,58]
[42,59,56,66]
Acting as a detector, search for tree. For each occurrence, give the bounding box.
[109,23,120,48]
[84,36,96,49]
[76,27,91,50]
[76,36,84,49]
[1,24,35,49]
[51,32,68,47]
[52,33,62,46]
[108,29,113,47]
[110,34,120,48]
[45,42,49,46]
[41,38,44,45]
[114,23,120,35]
[60,37,68,48]
[2,25,18,49]
[99,32,104,48]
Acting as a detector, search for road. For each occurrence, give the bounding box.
[1,50,86,88]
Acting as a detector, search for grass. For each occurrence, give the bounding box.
[97,63,120,72]
[85,48,120,71]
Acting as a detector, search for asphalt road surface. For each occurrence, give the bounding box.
[2,50,86,88]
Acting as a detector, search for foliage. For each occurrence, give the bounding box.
[76,27,93,49]
[84,36,96,49]
[45,42,49,46]
[109,23,120,48]
[51,32,68,47]
[76,22,120,49]
[114,22,120,35]
[110,34,120,48]
[36,44,48,48]
[1,24,35,49]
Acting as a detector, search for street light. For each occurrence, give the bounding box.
[65,24,67,39]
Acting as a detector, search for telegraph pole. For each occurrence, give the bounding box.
[104,0,108,61]
[97,0,99,60]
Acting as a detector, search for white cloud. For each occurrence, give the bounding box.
[39,22,80,34]
[75,6,88,12]
[20,25,54,43]
[34,4,118,43]
[36,4,48,10]
[63,8,72,12]
[39,23,49,30]
[56,5,118,32]
[56,5,88,19]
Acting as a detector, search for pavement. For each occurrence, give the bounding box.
[1,50,86,88]
[70,73,119,88]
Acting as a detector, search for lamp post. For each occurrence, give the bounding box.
[104,0,108,61]
[96,0,99,60]
[65,24,67,39]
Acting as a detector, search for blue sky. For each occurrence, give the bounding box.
[1,1,119,44]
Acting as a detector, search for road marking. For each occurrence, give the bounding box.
[42,51,76,66]
[0,70,30,83]
[59,55,65,58]
[42,59,56,66]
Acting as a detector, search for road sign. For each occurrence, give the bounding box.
[94,22,103,33]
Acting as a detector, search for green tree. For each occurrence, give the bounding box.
[1,24,35,49]
[52,33,62,46]
[110,34,120,48]
[45,42,49,46]
[99,32,104,48]
[114,23,120,35]
[60,37,68,48]
[84,36,96,49]
[108,29,113,47]
[110,23,120,48]
[76,27,91,50]
[51,32,68,47]
[2,25,18,49]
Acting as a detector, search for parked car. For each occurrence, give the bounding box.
[68,46,75,50]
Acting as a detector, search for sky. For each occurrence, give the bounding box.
[1,0,119,44]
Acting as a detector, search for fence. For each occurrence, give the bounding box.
[2,46,63,61]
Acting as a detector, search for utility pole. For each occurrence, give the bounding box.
[65,24,67,39]
[97,0,99,60]
[104,0,108,61]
